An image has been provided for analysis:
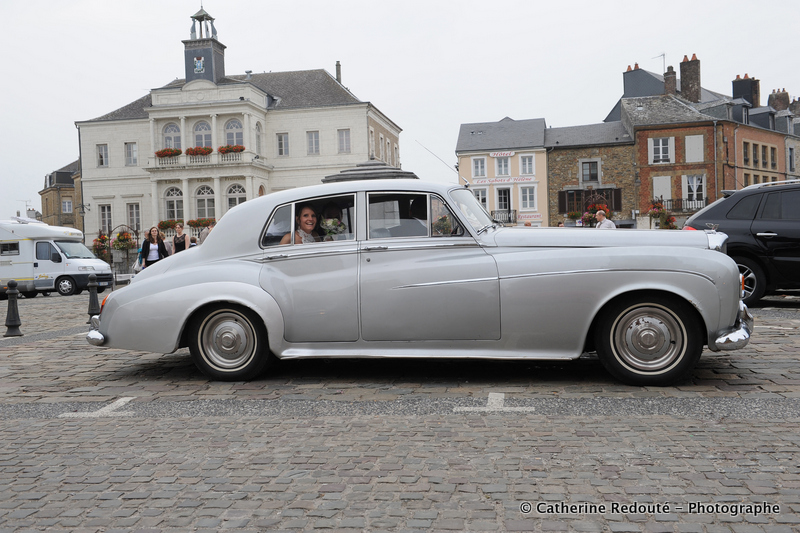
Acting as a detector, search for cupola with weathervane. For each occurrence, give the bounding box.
[182,7,226,84]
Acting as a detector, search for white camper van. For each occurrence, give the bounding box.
[0,219,113,298]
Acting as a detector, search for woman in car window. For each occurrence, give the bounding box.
[280,204,321,244]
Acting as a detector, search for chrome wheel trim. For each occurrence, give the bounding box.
[737,263,756,301]
[611,304,686,372]
[199,310,257,371]
[57,278,74,295]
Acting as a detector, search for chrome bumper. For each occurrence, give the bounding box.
[714,301,753,351]
[86,315,105,346]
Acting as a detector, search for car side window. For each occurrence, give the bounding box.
[431,195,465,237]
[261,195,356,247]
[760,193,781,220]
[780,191,800,220]
[726,194,761,220]
[262,205,292,247]
[368,193,428,239]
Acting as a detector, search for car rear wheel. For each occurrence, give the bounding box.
[21,291,38,298]
[595,295,703,386]
[734,257,765,306]
[56,277,76,296]
[188,305,271,381]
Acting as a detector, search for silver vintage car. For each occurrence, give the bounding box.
[88,180,752,385]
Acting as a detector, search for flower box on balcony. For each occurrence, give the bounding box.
[186,147,213,156]
[218,145,245,154]
[155,148,182,158]
[187,218,215,229]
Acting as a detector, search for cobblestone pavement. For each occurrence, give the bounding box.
[1,291,799,532]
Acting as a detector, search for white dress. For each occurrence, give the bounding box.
[297,229,316,243]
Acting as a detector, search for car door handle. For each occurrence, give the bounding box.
[363,246,388,251]
[266,254,288,260]
[756,232,778,238]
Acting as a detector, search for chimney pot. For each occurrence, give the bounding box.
[735,74,741,80]
[335,60,342,84]
[634,62,639,70]
[682,55,689,62]
[626,65,632,72]
[691,53,697,61]
[744,73,749,79]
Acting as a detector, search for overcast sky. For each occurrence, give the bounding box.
[3,0,798,220]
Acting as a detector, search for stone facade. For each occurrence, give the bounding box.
[547,144,635,226]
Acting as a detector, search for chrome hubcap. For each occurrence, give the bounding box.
[738,264,756,300]
[613,305,685,372]
[200,311,256,370]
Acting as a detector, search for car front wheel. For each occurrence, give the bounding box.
[56,277,76,296]
[188,305,271,381]
[595,295,702,386]
[734,257,765,306]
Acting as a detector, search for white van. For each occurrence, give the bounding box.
[0,219,113,298]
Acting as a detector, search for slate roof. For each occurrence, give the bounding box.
[87,69,361,122]
[455,117,546,153]
[56,160,80,174]
[605,68,729,122]
[544,121,632,148]
[620,95,716,129]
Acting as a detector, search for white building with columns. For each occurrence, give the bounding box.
[76,8,401,241]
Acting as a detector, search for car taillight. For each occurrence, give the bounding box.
[100,295,109,315]
[683,226,698,230]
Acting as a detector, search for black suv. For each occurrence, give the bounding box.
[683,180,800,305]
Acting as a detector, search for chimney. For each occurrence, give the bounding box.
[335,61,341,84]
[679,54,701,103]
[664,66,677,96]
[732,74,761,108]
[789,98,800,116]
[768,88,790,111]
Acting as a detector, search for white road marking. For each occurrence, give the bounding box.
[454,392,536,413]
[59,397,136,418]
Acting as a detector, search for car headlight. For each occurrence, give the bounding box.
[78,266,96,271]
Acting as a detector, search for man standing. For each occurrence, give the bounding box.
[198,221,215,244]
[595,210,616,229]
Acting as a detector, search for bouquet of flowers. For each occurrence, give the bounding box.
[432,215,451,235]
[112,231,135,250]
[320,218,346,235]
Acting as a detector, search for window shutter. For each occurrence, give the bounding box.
[648,138,654,164]
[668,137,676,163]
[558,191,567,214]
[681,175,689,201]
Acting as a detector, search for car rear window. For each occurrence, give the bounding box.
[726,194,762,220]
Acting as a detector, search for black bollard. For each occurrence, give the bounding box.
[4,279,23,337]
[87,274,101,324]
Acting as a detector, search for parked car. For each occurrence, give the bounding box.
[683,179,800,305]
[88,180,751,385]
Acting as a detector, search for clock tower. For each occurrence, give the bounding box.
[182,8,226,84]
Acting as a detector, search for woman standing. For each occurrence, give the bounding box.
[171,223,188,254]
[141,226,168,268]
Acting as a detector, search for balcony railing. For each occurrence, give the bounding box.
[491,210,517,224]
[220,152,242,163]
[155,156,181,167]
[659,198,708,213]
[188,154,211,164]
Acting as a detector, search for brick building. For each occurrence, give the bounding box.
[39,161,82,231]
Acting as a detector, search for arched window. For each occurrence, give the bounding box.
[194,121,212,147]
[196,185,215,219]
[165,187,183,220]
[255,123,262,155]
[227,184,247,209]
[225,119,243,146]
[258,185,266,197]
[163,123,181,149]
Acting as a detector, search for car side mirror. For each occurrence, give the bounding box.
[51,252,62,263]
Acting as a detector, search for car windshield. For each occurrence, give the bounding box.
[54,241,96,259]
[448,188,494,233]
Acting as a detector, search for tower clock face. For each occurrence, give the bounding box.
[194,57,205,73]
